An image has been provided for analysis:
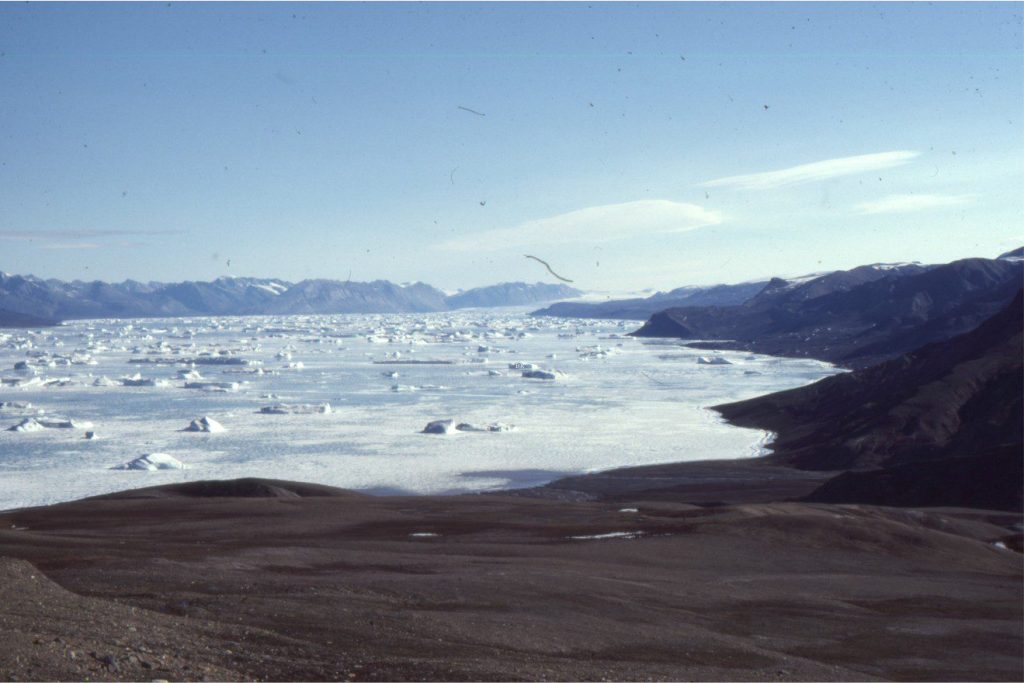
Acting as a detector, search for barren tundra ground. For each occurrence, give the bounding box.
[1,479,1021,681]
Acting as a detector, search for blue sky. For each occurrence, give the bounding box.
[1,2,1021,292]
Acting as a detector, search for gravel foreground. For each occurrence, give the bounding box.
[0,478,1021,682]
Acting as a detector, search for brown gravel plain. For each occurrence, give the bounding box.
[1,477,1020,682]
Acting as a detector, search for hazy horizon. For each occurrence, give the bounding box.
[1,2,1021,291]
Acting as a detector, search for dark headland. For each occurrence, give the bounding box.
[1,283,1021,681]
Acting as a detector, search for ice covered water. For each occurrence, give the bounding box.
[0,311,842,509]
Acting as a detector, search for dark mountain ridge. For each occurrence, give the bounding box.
[633,255,1022,367]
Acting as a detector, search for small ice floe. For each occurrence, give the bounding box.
[184,381,240,392]
[743,370,761,376]
[9,416,94,431]
[409,532,439,538]
[455,422,515,433]
[422,419,456,434]
[390,384,419,392]
[177,369,204,380]
[2,376,44,388]
[92,375,119,387]
[258,403,332,415]
[569,531,644,541]
[7,418,45,432]
[382,371,399,378]
[37,418,94,430]
[522,369,564,380]
[0,401,32,410]
[184,416,226,433]
[487,369,504,377]
[697,356,732,365]
[618,508,639,513]
[121,373,171,387]
[84,431,97,440]
[993,541,1010,551]
[111,453,187,471]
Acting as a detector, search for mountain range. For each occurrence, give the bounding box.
[0,273,579,325]
[530,281,768,319]
[631,251,1023,367]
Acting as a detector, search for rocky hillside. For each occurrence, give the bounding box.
[713,291,1023,510]
[632,254,1022,367]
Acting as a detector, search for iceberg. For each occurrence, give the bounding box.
[184,416,226,433]
[7,418,45,432]
[111,453,187,471]
[422,419,456,434]
[258,403,331,415]
[455,422,515,433]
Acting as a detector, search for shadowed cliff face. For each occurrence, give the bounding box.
[632,256,1023,368]
[711,291,1022,509]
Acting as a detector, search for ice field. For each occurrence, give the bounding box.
[0,310,843,509]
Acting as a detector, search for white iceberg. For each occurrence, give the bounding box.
[7,418,45,432]
[184,416,226,433]
[697,356,732,365]
[111,453,187,471]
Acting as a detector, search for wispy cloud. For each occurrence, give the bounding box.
[41,242,103,250]
[855,193,975,215]
[436,200,722,252]
[701,151,920,190]
[0,228,184,245]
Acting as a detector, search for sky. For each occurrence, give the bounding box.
[1,1,1021,293]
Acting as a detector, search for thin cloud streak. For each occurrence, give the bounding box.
[436,200,723,252]
[701,151,920,190]
[855,193,974,215]
[0,229,185,242]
